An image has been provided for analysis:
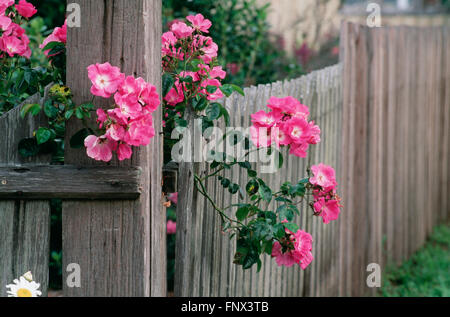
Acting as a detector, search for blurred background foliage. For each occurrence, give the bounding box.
[29,0,66,30]
[163,0,304,87]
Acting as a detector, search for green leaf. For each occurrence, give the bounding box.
[230,84,245,96]
[242,252,259,270]
[246,179,259,195]
[258,184,272,203]
[276,151,284,169]
[264,241,273,255]
[206,85,218,94]
[75,107,84,119]
[43,41,63,52]
[206,102,221,121]
[284,222,299,233]
[65,109,74,120]
[192,96,208,111]
[277,205,294,222]
[238,161,252,170]
[44,100,59,118]
[20,103,41,119]
[162,73,175,97]
[247,169,257,178]
[229,183,240,194]
[18,138,39,158]
[220,177,231,188]
[220,84,234,97]
[70,128,91,149]
[219,104,231,126]
[236,205,250,221]
[80,103,95,110]
[35,127,52,145]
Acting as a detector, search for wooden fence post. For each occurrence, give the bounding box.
[63,0,164,296]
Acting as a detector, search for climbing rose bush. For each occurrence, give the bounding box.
[159,14,344,271]
[84,62,160,162]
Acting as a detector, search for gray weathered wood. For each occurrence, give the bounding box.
[0,90,51,297]
[0,165,142,200]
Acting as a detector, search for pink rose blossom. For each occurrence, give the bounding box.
[84,135,117,162]
[308,122,321,144]
[272,228,313,269]
[250,126,272,148]
[167,220,177,234]
[313,197,341,224]
[201,78,224,101]
[187,13,212,33]
[0,35,23,57]
[284,117,311,144]
[87,62,125,98]
[124,114,155,147]
[310,163,337,192]
[168,192,178,205]
[114,92,142,119]
[15,0,37,18]
[271,126,291,148]
[40,20,67,56]
[289,142,308,158]
[164,81,184,106]
[117,143,132,161]
[0,0,14,13]
[251,110,282,128]
[209,66,226,79]
[0,15,11,31]
[171,22,194,39]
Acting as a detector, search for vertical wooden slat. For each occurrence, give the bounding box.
[63,0,164,297]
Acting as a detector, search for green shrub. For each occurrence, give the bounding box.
[163,0,303,87]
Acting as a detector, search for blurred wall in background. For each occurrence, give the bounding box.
[258,0,450,55]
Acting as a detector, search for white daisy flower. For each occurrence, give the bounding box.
[6,274,42,297]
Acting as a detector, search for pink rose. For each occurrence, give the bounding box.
[271,229,313,269]
[167,220,176,235]
[251,110,282,128]
[87,62,125,98]
[164,81,184,106]
[201,78,224,101]
[117,143,132,161]
[15,0,37,18]
[171,22,194,39]
[313,198,341,224]
[84,135,117,162]
[187,13,212,33]
[168,192,178,205]
[309,163,337,192]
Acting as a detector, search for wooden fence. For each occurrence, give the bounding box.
[0,5,448,297]
[0,0,165,297]
[174,23,450,297]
